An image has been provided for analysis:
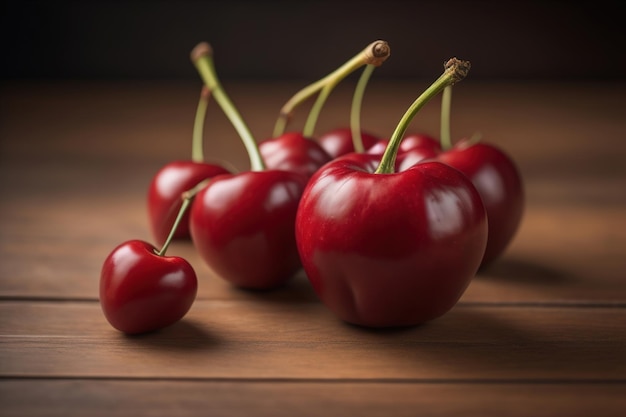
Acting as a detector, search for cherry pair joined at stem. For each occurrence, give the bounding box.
[262,40,391,178]
[316,58,438,161]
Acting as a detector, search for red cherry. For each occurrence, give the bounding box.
[367,133,441,170]
[396,138,524,267]
[365,139,389,155]
[296,156,486,327]
[398,133,440,153]
[259,131,333,179]
[146,85,232,245]
[436,139,524,266]
[190,170,307,289]
[296,58,482,327]
[396,83,525,267]
[317,127,380,159]
[147,161,230,245]
[190,43,309,289]
[100,240,198,334]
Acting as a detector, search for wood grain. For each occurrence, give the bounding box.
[1,380,625,417]
[1,301,624,380]
[1,80,625,416]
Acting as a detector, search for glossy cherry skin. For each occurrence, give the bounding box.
[367,132,440,156]
[259,132,333,179]
[190,170,308,289]
[367,133,441,171]
[317,127,380,159]
[100,240,198,334]
[435,139,524,267]
[147,161,231,245]
[295,153,487,327]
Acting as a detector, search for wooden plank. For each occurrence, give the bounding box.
[1,379,625,417]
[1,81,625,303]
[2,81,624,181]
[1,301,624,380]
[1,198,624,303]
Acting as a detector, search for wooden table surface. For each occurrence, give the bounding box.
[1,79,625,416]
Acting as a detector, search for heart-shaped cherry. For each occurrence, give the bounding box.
[101,196,198,334]
[190,42,307,289]
[147,86,231,245]
[296,58,487,327]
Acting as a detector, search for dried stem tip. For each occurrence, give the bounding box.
[364,40,391,66]
[191,42,213,63]
[444,58,471,85]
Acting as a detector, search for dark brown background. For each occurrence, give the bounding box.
[1,0,624,81]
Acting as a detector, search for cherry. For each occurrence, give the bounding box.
[436,139,524,266]
[190,170,307,289]
[147,86,231,245]
[366,133,441,170]
[398,86,525,266]
[259,131,333,179]
[317,127,380,159]
[101,195,198,334]
[189,42,307,289]
[295,58,487,327]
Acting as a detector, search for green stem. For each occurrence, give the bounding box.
[440,85,453,151]
[272,40,390,138]
[350,64,375,153]
[191,43,265,172]
[302,81,335,138]
[157,197,191,256]
[191,86,210,163]
[375,58,471,174]
[157,180,210,256]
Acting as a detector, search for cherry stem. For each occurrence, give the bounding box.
[191,42,265,172]
[375,58,471,174]
[157,197,190,256]
[350,64,375,153]
[157,180,209,256]
[191,86,211,163]
[273,40,390,138]
[302,82,333,138]
[440,85,453,151]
